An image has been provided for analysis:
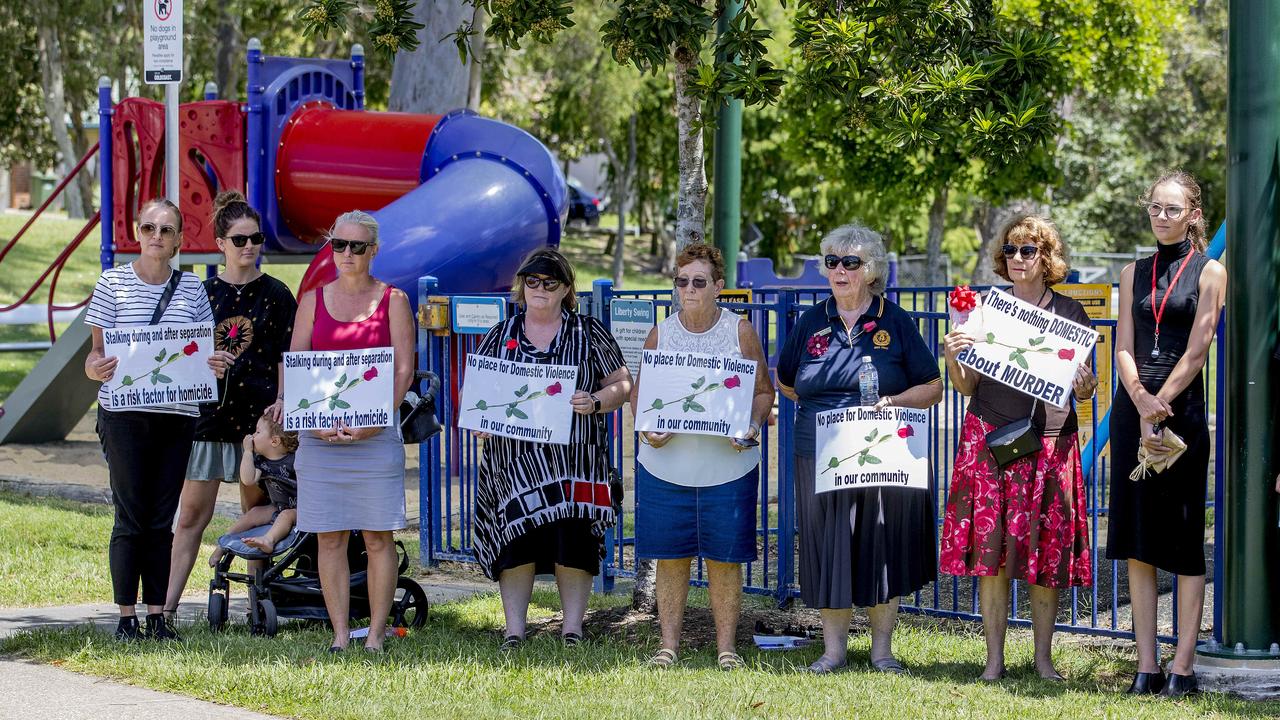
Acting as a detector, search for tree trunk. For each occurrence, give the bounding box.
[214,0,239,100]
[37,25,87,219]
[924,184,948,286]
[970,198,1048,285]
[672,47,706,252]
[466,6,486,111]
[631,558,656,612]
[66,94,95,217]
[389,0,472,113]
[611,113,637,287]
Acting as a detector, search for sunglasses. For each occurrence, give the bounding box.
[224,232,265,248]
[824,254,863,271]
[674,276,709,289]
[1145,202,1187,220]
[1001,244,1039,259]
[522,275,562,291]
[137,222,178,239]
[329,238,372,255]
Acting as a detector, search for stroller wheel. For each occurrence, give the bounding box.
[253,598,279,637]
[208,592,228,632]
[390,577,429,628]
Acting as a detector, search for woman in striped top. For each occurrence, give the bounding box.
[84,198,232,641]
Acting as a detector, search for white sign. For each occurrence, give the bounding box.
[451,296,506,334]
[635,350,757,438]
[610,299,655,370]
[457,354,578,444]
[143,0,183,83]
[101,322,217,409]
[814,406,929,493]
[951,287,1097,409]
[282,348,396,432]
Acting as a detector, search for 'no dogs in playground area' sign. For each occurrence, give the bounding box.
[144,0,183,83]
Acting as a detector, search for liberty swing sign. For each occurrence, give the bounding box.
[143,0,183,83]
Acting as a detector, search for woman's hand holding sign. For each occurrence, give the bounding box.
[87,352,119,383]
[942,330,975,360]
[1071,363,1098,401]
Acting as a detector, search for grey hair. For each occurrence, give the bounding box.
[330,210,379,244]
[819,224,888,295]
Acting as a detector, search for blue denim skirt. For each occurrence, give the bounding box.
[635,463,758,564]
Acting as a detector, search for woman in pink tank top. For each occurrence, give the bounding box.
[288,210,415,653]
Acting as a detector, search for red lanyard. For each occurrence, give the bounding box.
[1149,250,1194,357]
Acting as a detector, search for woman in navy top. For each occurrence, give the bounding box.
[778,224,942,674]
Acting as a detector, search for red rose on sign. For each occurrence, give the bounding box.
[949,285,978,313]
[228,324,239,339]
[1057,348,1075,361]
[546,382,562,396]
[806,334,830,358]
[183,341,199,356]
[896,425,914,439]
[724,375,741,389]
[505,339,518,351]
[363,367,378,381]
[862,321,877,333]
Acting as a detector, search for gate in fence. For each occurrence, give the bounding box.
[414,277,1225,643]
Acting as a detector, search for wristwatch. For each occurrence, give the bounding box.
[591,393,601,413]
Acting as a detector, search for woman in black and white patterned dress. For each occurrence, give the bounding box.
[471,248,632,650]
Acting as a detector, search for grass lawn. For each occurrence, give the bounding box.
[2,493,1277,718]
[0,490,232,608]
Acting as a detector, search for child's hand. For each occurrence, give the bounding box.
[242,434,254,453]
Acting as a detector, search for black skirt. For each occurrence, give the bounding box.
[492,518,603,577]
[794,455,937,609]
[1105,385,1210,576]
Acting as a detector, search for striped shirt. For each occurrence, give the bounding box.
[86,264,214,416]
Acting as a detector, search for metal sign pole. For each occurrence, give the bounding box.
[166,82,180,268]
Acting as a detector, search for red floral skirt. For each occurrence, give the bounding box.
[939,412,1092,588]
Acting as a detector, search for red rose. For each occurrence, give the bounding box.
[505,339,518,350]
[1008,511,1030,539]
[1057,348,1075,361]
[862,321,877,333]
[949,285,978,313]
[228,324,239,339]
[546,382,562,396]
[896,425,914,439]
[183,341,199,356]
[724,375,741,389]
[363,367,378,381]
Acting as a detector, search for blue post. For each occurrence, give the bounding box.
[418,276,440,568]
[351,44,365,110]
[97,77,114,270]
[774,288,797,607]
[592,279,616,593]
[886,252,898,304]
[246,39,265,221]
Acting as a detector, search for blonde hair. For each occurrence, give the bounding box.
[260,413,299,453]
[330,210,379,245]
[1141,170,1207,252]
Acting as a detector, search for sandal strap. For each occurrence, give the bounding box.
[648,648,678,667]
[717,651,745,670]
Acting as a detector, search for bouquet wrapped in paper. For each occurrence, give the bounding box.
[948,285,982,332]
[1128,428,1188,481]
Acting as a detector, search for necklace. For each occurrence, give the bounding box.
[221,273,259,299]
[1149,250,1194,359]
[1012,285,1050,307]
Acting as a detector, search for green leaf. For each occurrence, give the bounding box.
[1015,354,1029,370]
[864,455,881,464]
[336,373,347,388]
[691,376,705,389]
[155,374,171,384]
[682,400,692,413]
[476,399,487,411]
[858,454,866,466]
[687,401,705,412]
[1028,337,1043,346]
[704,383,719,391]
[986,332,996,343]
[515,384,529,397]
[298,398,310,409]
[651,399,663,410]
[524,391,543,401]
[150,373,159,385]
[505,406,515,417]
[122,376,133,386]
[154,349,166,362]
[1009,350,1020,361]
[827,457,840,469]
[335,399,351,409]
[868,427,879,441]
[511,408,528,420]
[328,398,338,410]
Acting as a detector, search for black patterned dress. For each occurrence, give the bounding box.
[472,310,625,580]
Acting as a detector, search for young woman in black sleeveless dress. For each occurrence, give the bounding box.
[1107,172,1226,697]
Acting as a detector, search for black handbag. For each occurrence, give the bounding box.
[399,370,442,444]
[985,400,1041,469]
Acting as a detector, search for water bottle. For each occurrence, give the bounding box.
[858,356,879,406]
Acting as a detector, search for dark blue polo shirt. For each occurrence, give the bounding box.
[778,295,941,457]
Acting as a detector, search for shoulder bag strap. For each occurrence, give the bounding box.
[150,270,184,325]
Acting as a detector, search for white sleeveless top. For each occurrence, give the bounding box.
[637,308,761,486]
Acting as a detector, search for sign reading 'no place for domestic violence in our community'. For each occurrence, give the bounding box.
[102,322,217,409]
[282,348,396,432]
[814,406,929,493]
[951,287,1097,409]
[457,354,579,445]
[634,350,758,439]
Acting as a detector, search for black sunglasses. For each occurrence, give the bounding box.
[224,232,265,248]
[1001,244,1039,259]
[674,276,709,289]
[522,275,562,291]
[329,238,372,255]
[824,254,863,271]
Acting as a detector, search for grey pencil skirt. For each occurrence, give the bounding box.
[296,422,406,533]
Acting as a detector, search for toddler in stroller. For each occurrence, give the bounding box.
[208,413,299,568]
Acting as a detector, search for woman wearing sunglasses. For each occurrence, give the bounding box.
[939,216,1097,682]
[777,224,943,674]
[84,198,230,641]
[291,210,416,652]
[1107,172,1225,697]
[162,191,298,619]
[627,243,774,670]
[471,248,632,650]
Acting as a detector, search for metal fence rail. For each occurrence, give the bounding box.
[415,277,1223,643]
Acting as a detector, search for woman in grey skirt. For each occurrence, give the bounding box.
[291,210,415,652]
[777,224,942,674]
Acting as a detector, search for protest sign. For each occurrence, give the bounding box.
[282,348,396,432]
[951,287,1098,409]
[814,406,929,493]
[457,354,578,444]
[634,349,757,438]
[102,322,217,409]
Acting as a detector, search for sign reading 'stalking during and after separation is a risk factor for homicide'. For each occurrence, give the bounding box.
[457,354,579,445]
[949,287,1098,409]
[102,322,218,409]
[634,350,758,439]
[282,348,396,432]
[815,406,930,493]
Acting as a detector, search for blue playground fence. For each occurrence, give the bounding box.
[415,278,1225,644]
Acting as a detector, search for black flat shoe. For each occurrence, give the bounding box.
[499,635,523,652]
[1160,672,1199,698]
[562,632,584,647]
[145,613,181,641]
[1125,670,1166,695]
[114,616,141,642]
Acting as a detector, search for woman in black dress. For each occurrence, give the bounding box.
[1108,171,1226,697]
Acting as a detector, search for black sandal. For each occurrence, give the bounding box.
[562,632,584,647]
[499,635,524,652]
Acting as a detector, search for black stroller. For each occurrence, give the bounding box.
[207,528,428,637]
